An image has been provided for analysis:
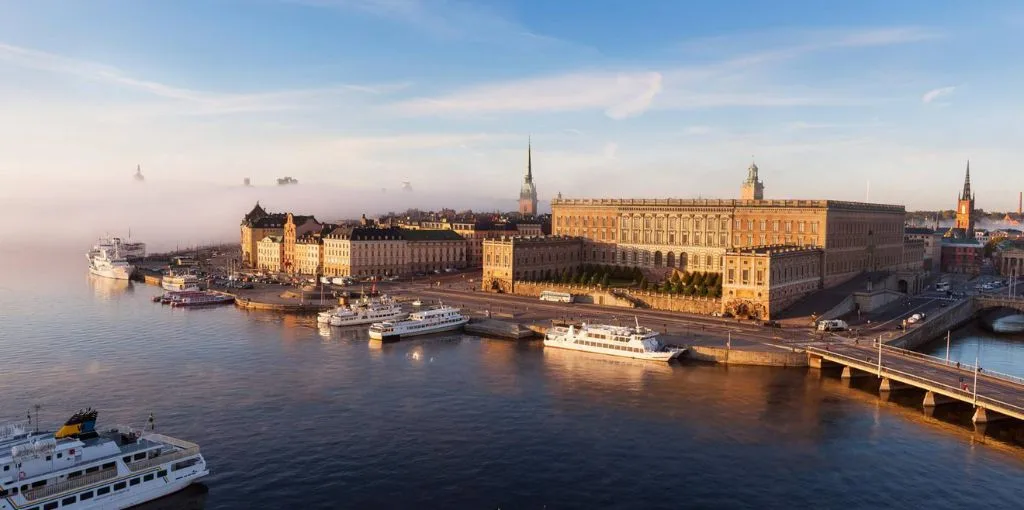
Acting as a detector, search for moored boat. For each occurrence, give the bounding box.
[543,320,683,362]
[368,305,467,341]
[317,295,407,327]
[161,274,200,292]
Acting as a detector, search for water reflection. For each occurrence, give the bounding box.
[131,483,208,510]
[923,322,1024,378]
[88,274,132,301]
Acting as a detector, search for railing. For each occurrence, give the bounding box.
[128,446,200,473]
[879,343,1024,386]
[807,347,1024,416]
[24,467,117,501]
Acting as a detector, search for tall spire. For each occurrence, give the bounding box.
[526,136,532,182]
[961,160,971,200]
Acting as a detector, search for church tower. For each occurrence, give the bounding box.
[518,138,538,216]
[954,161,975,236]
[740,161,764,200]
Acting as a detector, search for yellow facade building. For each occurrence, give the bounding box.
[482,236,583,293]
[256,235,283,273]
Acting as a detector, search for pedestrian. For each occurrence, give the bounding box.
[956,361,961,369]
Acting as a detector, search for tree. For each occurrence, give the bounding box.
[670,272,681,285]
[684,285,695,296]
[681,271,692,285]
[559,269,570,284]
[712,286,722,298]
[673,281,685,294]
[640,278,650,291]
[692,272,706,287]
[600,273,609,288]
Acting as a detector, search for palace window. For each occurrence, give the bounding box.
[760,220,766,231]
[773,220,780,232]
[785,221,793,233]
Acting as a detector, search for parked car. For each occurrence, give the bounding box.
[762,320,782,328]
[412,299,423,307]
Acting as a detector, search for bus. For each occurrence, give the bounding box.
[539,290,573,303]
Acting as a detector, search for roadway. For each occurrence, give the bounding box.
[817,343,1024,417]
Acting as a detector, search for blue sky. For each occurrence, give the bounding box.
[2,0,1023,211]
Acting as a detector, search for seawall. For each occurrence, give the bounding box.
[686,345,808,367]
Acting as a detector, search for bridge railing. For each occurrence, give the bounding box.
[807,346,1024,416]
[878,343,1024,387]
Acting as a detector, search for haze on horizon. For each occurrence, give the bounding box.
[2,0,1024,246]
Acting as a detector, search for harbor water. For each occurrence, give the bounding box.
[1,251,1023,509]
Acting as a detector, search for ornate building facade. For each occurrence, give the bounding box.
[482,236,583,293]
[518,139,538,216]
[740,162,764,200]
[320,227,467,278]
[240,202,286,267]
[722,246,823,319]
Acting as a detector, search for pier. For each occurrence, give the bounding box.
[807,343,1024,424]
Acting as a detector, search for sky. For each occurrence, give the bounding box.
[2,0,1024,247]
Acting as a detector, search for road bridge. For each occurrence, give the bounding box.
[807,343,1024,424]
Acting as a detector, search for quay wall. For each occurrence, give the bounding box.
[465,318,537,339]
[887,298,976,350]
[686,345,808,367]
[509,281,719,315]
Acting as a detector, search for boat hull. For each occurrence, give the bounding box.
[543,338,679,362]
[89,266,132,280]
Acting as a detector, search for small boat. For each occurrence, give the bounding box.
[162,273,200,292]
[169,292,234,307]
[368,305,467,341]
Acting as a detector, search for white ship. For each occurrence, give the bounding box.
[0,409,208,510]
[87,243,133,280]
[92,237,146,261]
[161,274,200,292]
[543,320,684,362]
[368,305,468,341]
[317,295,407,327]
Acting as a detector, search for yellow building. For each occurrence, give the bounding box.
[482,236,584,292]
[293,234,324,276]
[241,203,286,268]
[722,246,823,319]
[256,235,283,273]
[321,227,467,278]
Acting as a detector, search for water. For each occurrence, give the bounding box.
[2,251,1023,509]
[922,323,1024,379]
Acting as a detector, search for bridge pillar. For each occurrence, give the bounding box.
[841,366,868,379]
[923,391,955,407]
[879,378,911,392]
[972,407,1008,424]
[808,354,839,369]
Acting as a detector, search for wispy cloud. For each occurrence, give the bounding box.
[0,42,401,115]
[921,86,956,104]
[391,70,664,119]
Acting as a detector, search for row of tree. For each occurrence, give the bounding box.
[521,264,723,298]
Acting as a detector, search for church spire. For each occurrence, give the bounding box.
[526,136,532,182]
[961,160,971,200]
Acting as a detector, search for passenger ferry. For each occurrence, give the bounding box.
[317,295,407,327]
[368,305,468,341]
[161,274,200,292]
[86,244,133,281]
[543,320,683,362]
[0,409,208,510]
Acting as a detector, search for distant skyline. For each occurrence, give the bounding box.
[2,1,1024,211]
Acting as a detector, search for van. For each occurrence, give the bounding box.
[816,319,848,332]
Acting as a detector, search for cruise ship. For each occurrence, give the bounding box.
[0,409,208,510]
[544,321,684,362]
[317,295,407,327]
[87,244,133,280]
[161,274,200,292]
[368,305,468,341]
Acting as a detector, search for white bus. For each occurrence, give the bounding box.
[539,290,573,303]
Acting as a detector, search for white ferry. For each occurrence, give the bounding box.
[368,305,468,341]
[0,409,208,510]
[86,244,133,281]
[543,320,683,362]
[317,295,407,327]
[161,274,200,292]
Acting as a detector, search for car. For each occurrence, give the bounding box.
[762,320,782,328]
[412,299,423,306]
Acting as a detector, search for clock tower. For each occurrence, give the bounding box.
[954,161,975,237]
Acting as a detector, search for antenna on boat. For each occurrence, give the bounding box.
[32,404,41,433]
[635,316,640,330]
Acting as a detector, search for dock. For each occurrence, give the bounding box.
[464,318,538,340]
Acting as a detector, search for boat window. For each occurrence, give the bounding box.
[0,488,7,497]
[31,480,47,488]
[45,455,51,461]
[2,465,7,471]
[44,502,58,510]
[80,491,94,500]
[97,486,111,495]
[157,469,168,478]
[56,453,62,459]
[102,462,116,470]
[85,466,99,474]
[114,481,127,491]
[130,477,141,486]
[123,456,132,464]
[62,496,76,506]
[133,453,147,461]
[143,473,155,482]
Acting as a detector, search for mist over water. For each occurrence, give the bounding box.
[1,180,519,252]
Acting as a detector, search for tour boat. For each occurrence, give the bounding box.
[317,295,407,327]
[0,408,208,510]
[543,320,684,362]
[368,305,468,341]
[169,292,234,308]
[161,274,200,292]
[86,243,134,281]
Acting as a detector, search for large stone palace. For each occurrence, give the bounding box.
[483,163,926,319]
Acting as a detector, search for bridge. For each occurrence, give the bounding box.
[974,295,1024,312]
[806,343,1024,424]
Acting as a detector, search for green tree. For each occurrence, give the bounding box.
[670,272,681,285]
[600,273,609,288]
[640,278,649,291]
[673,281,684,294]
[684,285,695,296]
[559,269,570,284]
[681,271,692,285]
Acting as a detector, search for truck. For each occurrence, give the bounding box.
[816,319,848,332]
